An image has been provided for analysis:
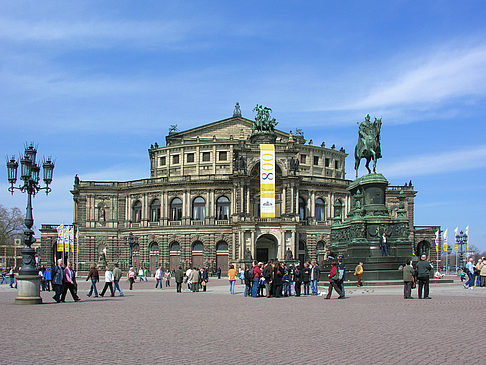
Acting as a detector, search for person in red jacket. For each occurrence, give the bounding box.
[325,261,344,299]
[252,261,262,298]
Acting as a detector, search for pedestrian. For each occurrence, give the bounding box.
[61,262,80,302]
[155,267,163,289]
[100,266,114,297]
[252,261,261,298]
[227,264,237,294]
[325,261,344,299]
[39,265,46,291]
[273,261,284,298]
[0,268,6,285]
[200,267,208,292]
[310,261,320,295]
[403,260,415,299]
[185,267,193,291]
[380,233,389,256]
[475,259,482,287]
[337,256,346,296]
[464,258,475,289]
[86,263,99,298]
[143,268,148,282]
[479,257,486,287]
[164,269,171,287]
[174,266,184,293]
[44,266,52,291]
[190,267,200,292]
[354,262,364,287]
[302,263,311,295]
[138,268,144,282]
[8,267,15,288]
[416,254,433,299]
[112,263,124,296]
[283,270,290,297]
[128,267,136,290]
[263,262,273,297]
[288,264,295,296]
[294,263,302,297]
[52,260,64,302]
[239,267,245,285]
[217,267,222,279]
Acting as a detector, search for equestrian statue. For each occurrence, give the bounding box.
[354,114,382,178]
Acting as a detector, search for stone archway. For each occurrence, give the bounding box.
[255,234,278,263]
[416,240,430,257]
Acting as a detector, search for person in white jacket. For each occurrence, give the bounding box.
[100,267,114,297]
[155,267,163,289]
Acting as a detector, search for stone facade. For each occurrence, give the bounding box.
[39,113,438,274]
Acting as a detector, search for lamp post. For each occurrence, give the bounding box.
[6,143,54,304]
[127,232,138,269]
[455,230,468,270]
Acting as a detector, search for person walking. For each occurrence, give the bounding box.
[100,266,114,297]
[138,268,144,282]
[128,267,136,290]
[227,265,237,294]
[239,267,245,285]
[216,267,222,279]
[61,262,80,302]
[310,262,320,295]
[416,254,433,299]
[403,261,415,299]
[0,268,6,285]
[8,267,15,288]
[112,263,124,296]
[52,259,64,303]
[164,269,171,287]
[337,256,346,296]
[464,258,475,289]
[174,266,184,293]
[475,259,482,287]
[86,263,99,298]
[479,257,486,287]
[155,267,163,289]
[325,261,344,299]
[354,262,363,287]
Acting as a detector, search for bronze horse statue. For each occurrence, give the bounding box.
[354,114,382,178]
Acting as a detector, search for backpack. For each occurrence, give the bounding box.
[248,267,254,280]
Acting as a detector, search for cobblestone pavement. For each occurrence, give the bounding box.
[1,277,485,364]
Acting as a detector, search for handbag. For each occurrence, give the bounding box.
[411,276,416,289]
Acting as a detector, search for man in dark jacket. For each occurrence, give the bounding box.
[174,266,184,293]
[416,255,433,299]
[302,263,311,295]
[263,262,273,297]
[52,259,64,303]
[293,264,302,296]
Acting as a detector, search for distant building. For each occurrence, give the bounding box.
[39,107,439,273]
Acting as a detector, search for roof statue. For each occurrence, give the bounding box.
[233,102,242,117]
[251,105,278,134]
[354,114,382,178]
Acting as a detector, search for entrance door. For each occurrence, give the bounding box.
[192,254,203,268]
[256,248,268,263]
[216,254,228,273]
[150,254,159,274]
[170,254,181,271]
[255,234,278,263]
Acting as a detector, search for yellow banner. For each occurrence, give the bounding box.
[443,243,448,252]
[260,144,275,218]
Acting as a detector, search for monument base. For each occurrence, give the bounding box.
[15,275,42,305]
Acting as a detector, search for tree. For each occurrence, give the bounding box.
[0,204,24,246]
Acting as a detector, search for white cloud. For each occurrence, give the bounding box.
[380,144,486,178]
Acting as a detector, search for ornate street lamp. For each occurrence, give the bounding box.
[455,230,468,269]
[127,232,138,269]
[6,143,54,304]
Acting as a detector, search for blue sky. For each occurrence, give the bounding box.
[1,1,485,251]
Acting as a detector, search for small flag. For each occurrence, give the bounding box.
[56,224,64,252]
[435,229,439,252]
[443,229,448,252]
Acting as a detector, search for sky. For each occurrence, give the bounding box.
[0,1,485,252]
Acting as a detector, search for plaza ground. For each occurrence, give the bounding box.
[1,276,484,364]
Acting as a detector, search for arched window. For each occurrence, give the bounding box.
[192,241,204,252]
[169,242,181,252]
[315,198,326,222]
[216,241,228,251]
[216,196,230,220]
[97,202,106,223]
[132,200,142,223]
[192,196,205,220]
[170,198,182,221]
[150,199,160,222]
[299,197,307,220]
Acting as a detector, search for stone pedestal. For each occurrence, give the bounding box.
[15,275,42,305]
[328,173,414,282]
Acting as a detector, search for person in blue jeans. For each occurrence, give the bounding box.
[243,266,252,297]
[283,271,290,297]
[86,264,99,297]
[252,262,262,298]
[310,262,320,295]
